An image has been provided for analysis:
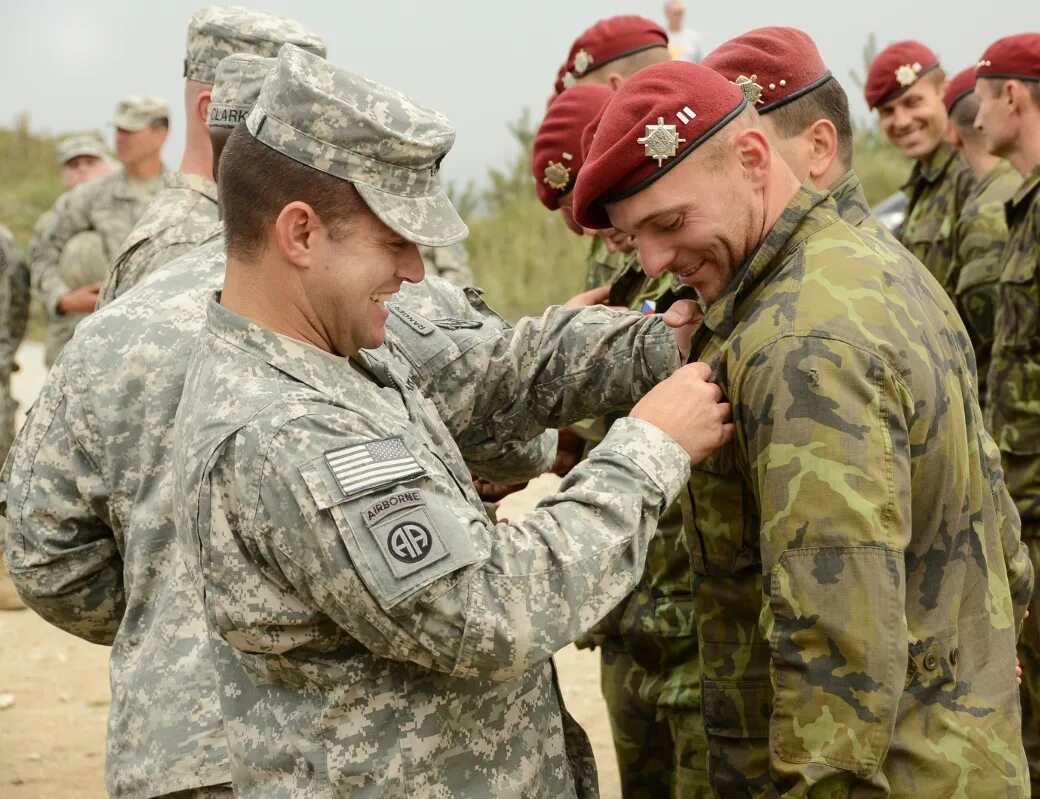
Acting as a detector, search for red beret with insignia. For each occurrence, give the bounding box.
[865,40,940,109]
[702,27,832,114]
[976,33,1040,82]
[573,61,747,229]
[943,66,977,113]
[533,85,613,211]
[562,15,669,86]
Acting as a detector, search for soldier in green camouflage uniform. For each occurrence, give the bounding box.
[97,8,325,307]
[974,34,1040,792]
[942,67,1022,406]
[575,60,1032,796]
[30,95,168,363]
[535,80,708,797]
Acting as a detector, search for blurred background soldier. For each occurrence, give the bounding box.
[30,95,168,364]
[943,65,1021,407]
[98,6,325,306]
[664,1,702,63]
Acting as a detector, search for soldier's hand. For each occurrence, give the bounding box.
[57,282,101,315]
[563,285,625,312]
[1017,656,1023,686]
[663,299,704,361]
[630,362,732,464]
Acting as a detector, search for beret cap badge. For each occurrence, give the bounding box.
[637,117,687,167]
[734,74,764,105]
[573,49,594,75]
[543,161,572,191]
[895,62,923,87]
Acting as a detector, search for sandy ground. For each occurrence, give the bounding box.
[0,342,620,798]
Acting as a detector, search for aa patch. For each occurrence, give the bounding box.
[324,436,424,499]
[361,489,448,578]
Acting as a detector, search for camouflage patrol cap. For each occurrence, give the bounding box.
[56,132,108,166]
[184,5,326,84]
[209,54,275,129]
[246,44,467,247]
[112,96,170,131]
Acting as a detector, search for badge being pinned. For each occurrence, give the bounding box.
[734,74,764,105]
[325,436,423,499]
[638,117,687,167]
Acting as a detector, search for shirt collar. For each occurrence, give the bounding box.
[701,184,832,339]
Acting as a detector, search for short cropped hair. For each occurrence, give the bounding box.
[767,77,854,169]
[218,125,366,260]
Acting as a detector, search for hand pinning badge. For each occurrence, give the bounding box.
[638,117,687,166]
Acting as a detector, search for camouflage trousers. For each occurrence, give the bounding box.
[1020,536,1040,795]
[600,640,710,798]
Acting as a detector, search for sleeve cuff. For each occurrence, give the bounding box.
[636,316,681,395]
[592,416,691,507]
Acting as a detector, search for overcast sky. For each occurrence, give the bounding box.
[3,1,1036,187]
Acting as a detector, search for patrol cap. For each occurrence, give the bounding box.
[561,15,669,88]
[247,44,467,247]
[976,33,1040,82]
[184,5,326,84]
[865,41,941,109]
[532,85,613,210]
[573,61,746,229]
[209,53,275,129]
[56,132,108,166]
[112,95,170,131]
[703,27,833,114]
[943,66,977,114]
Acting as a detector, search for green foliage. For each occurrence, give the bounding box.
[457,111,587,320]
[852,121,909,205]
[0,115,65,245]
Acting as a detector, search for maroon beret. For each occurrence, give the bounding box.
[702,27,832,114]
[943,66,977,113]
[533,85,613,211]
[573,61,747,229]
[560,15,669,88]
[976,33,1040,82]
[865,40,940,109]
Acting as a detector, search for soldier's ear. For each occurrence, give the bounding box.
[733,128,771,184]
[806,119,838,181]
[606,71,625,91]
[195,89,213,129]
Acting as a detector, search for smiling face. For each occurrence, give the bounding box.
[304,204,426,356]
[877,76,949,160]
[605,127,772,304]
[973,77,1018,158]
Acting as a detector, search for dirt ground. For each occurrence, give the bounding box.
[0,342,621,798]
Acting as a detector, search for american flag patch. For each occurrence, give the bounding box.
[324,436,424,499]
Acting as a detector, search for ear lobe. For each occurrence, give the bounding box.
[808,119,838,178]
[735,129,771,179]
[196,89,213,128]
[274,202,319,267]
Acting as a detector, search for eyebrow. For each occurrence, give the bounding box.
[624,203,688,235]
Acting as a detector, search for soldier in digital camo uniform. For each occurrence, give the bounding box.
[30,95,169,364]
[943,65,1022,407]
[534,83,705,799]
[0,226,23,611]
[168,45,731,797]
[573,60,1032,797]
[97,7,326,308]
[975,33,1040,793]
[0,42,697,798]
[866,41,976,292]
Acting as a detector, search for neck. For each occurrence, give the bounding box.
[125,154,163,180]
[960,140,1001,179]
[1008,123,1040,177]
[917,140,947,168]
[180,103,215,180]
[221,255,337,355]
[816,160,850,192]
